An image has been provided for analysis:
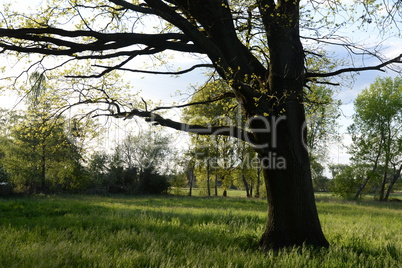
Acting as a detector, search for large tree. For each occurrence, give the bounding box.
[1,0,402,249]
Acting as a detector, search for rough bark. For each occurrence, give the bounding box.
[258,113,329,249]
[256,1,329,249]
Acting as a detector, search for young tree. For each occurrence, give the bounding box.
[1,0,402,248]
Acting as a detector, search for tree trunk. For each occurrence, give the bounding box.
[354,150,381,199]
[206,158,211,196]
[40,143,46,193]
[354,135,384,199]
[187,170,194,197]
[214,174,218,196]
[258,110,329,249]
[380,129,393,201]
[174,0,328,249]
[242,174,250,197]
[354,176,370,200]
[255,160,261,198]
[256,89,330,249]
[379,167,389,201]
[257,7,329,249]
[384,164,402,201]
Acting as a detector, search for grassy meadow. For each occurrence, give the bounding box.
[0,192,401,267]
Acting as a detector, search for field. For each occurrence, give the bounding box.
[0,192,401,267]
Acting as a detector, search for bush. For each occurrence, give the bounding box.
[313,176,333,192]
[137,168,170,195]
[331,166,364,199]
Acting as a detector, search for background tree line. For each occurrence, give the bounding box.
[1,75,400,200]
[0,73,173,196]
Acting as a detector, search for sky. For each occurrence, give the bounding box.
[1,0,401,174]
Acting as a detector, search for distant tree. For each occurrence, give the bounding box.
[182,80,240,197]
[311,161,332,192]
[184,156,196,197]
[332,167,358,199]
[89,129,172,194]
[1,113,86,193]
[0,72,98,194]
[331,164,375,199]
[117,129,172,174]
[348,77,402,201]
[305,85,341,167]
[87,151,111,192]
[235,140,259,198]
[312,176,332,192]
[328,164,349,180]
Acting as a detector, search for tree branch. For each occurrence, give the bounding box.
[151,91,235,112]
[0,27,204,56]
[108,0,157,15]
[65,47,162,78]
[144,0,227,67]
[93,63,214,75]
[306,54,402,78]
[306,79,340,87]
[108,108,255,143]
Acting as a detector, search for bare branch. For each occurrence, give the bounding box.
[93,63,214,75]
[306,79,340,87]
[306,54,402,78]
[108,0,157,15]
[65,47,160,78]
[109,108,255,143]
[151,91,235,112]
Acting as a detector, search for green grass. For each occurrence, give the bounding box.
[0,193,401,267]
